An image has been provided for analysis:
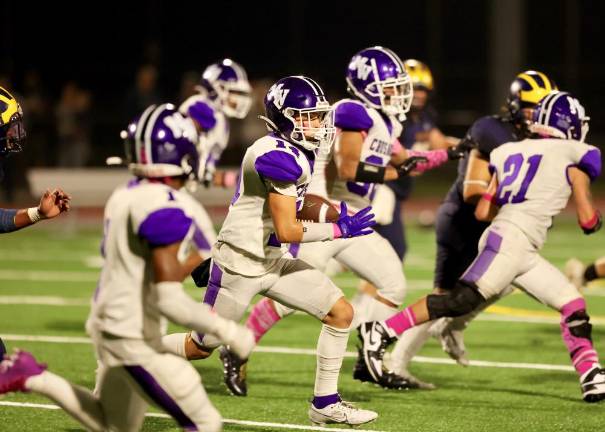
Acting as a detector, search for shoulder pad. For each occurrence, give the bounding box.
[334,100,373,131]
[138,207,193,247]
[254,149,303,183]
[179,96,217,130]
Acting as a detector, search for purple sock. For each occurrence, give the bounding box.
[312,393,341,409]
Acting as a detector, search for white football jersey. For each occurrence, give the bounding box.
[179,94,230,179]
[88,180,212,340]
[307,99,401,212]
[215,134,314,276]
[490,138,601,248]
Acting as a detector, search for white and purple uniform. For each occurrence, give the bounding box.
[293,99,407,308]
[179,94,230,181]
[195,134,344,349]
[86,179,222,431]
[310,98,402,212]
[462,138,601,308]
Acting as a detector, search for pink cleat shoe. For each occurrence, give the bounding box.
[0,350,47,394]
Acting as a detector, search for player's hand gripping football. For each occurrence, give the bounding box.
[446,136,478,160]
[38,188,71,219]
[335,202,376,238]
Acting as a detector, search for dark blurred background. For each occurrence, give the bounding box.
[1,0,603,201]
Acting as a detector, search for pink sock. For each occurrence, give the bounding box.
[246,298,282,343]
[384,307,416,337]
[560,298,600,375]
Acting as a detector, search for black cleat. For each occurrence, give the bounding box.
[356,321,396,382]
[353,350,420,390]
[219,345,248,397]
[581,366,605,403]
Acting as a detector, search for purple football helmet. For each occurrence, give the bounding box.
[122,104,200,180]
[199,59,252,119]
[346,46,412,118]
[530,91,589,142]
[261,76,336,152]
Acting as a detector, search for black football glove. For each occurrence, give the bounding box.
[397,156,428,177]
[191,258,212,287]
[446,136,478,160]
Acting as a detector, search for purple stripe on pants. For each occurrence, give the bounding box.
[202,262,223,307]
[288,243,300,258]
[125,365,198,431]
[461,231,502,283]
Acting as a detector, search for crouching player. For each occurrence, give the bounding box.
[359,91,605,402]
[0,104,255,431]
[162,76,379,426]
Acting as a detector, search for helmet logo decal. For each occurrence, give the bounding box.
[267,83,290,109]
[163,112,197,141]
[350,56,373,80]
[202,64,222,81]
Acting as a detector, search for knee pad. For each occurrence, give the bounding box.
[426,281,485,320]
[564,310,593,342]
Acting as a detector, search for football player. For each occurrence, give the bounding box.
[389,71,558,385]
[0,87,71,358]
[359,91,605,402]
[162,76,379,427]
[0,104,256,431]
[372,59,457,260]
[174,59,252,263]
[218,47,474,394]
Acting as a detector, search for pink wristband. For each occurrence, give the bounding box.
[580,212,599,230]
[406,149,448,173]
[332,223,342,239]
[482,193,496,203]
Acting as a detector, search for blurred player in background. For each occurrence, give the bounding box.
[372,59,457,261]
[0,87,71,358]
[388,71,558,386]
[219,47,474,394]
[163,76,379,427]
[175,59,252,263]
[360,91,605,402]
[179,58,251,189]
[0,104,255,431]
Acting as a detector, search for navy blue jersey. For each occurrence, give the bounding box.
[444,115,519,206]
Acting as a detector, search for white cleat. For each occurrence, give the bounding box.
[565,258,586,292]
[309,400,378,427]
[581,365,605,403]
[430,319,469,367]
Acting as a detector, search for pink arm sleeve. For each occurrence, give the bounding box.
[391,138,404,155]
[406,149,449,173]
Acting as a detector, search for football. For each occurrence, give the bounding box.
[297,194,340,223]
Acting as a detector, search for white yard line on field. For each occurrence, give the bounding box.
[0,401,384,432]
[0,334,575,372]
[0,296,90,306]
[0,270,98,282]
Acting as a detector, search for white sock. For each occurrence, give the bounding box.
[314,324,349,396]
[161,333,188,358]
[26,371,106,431]
[390,321,432,375]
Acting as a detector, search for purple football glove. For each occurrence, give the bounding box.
[335,202,376,238]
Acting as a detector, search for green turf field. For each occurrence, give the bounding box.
[1,217,605,431]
